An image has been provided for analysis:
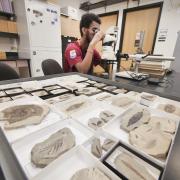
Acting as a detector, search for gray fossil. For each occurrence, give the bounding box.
[91,138,102,158]
[88,117,105,130]
[65,102,85,112]
[102,139,116,151]
[141,94,156,101]
[121,107,150,132]
[114,153,156,180]
[0,104,49,129]
[99,110,115,123]
[71,168,111,180]
[31,127,75,168]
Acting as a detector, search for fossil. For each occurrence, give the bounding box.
[93,82,106,88]
[158,104,180,117]
[114,153,156,180]
[91,138,102,158]
[112,97,134,108]
[31,127,75,168]
[127,112,143,127]
[129,124,172,158]
[88,117,105,130]
[99,110,115,122]
[65,102,85,112]
[50,88,69,95]
[0,104,49,129]
[121,107,150,132]
[71,168,111,180]
[149,116,176,134]
[141,94,156,101]
[44,85,60,91]
[113,88,128,94]
[31,90,48,97]
[164,104,176,113]
[102,139,116,151]
[0,97,11,103]
[103,86,117,91]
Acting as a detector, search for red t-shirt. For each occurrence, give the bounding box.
[64,41,101,74]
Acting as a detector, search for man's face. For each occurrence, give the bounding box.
[85,21,100,43]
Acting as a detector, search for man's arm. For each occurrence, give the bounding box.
[75,31,104,74]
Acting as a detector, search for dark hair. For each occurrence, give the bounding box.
[80,13,101,36]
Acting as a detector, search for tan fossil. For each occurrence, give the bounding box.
[129,124,172,158]
[102,139,116,151]
[91,138,102,158]
[112,97,134,108]
[120,107,150,132]
[114,152,156,180]
[158,104,180,117]
[0,104,49,129]
[71,168,111,180]
[31,127,75,168]
[88,117,105,130]
[99,110,115,123]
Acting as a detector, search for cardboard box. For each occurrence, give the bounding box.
[0,52,6,59]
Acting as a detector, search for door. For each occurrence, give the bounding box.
[120,3,162,70]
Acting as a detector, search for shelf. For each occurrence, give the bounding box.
[0,11,15,18]
[0,32,18,38]
[80,0,128,11]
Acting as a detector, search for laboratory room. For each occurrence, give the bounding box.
[0,0,180,179]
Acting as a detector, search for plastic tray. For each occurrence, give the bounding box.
[102,103,179,167]
[31,146,121,180]
[0,96,65,143]
[12,119,93,178]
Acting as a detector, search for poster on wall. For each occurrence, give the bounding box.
[158,29,168,42]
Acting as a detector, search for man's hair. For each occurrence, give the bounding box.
[80,13,101,37]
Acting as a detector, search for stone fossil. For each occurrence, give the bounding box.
[158,104,180,117]
[31,127,75,168]
[71,168,111,180]
[102,139,116,151]
[65,102,85,112]
[91,138,102,158]
[112,88,128,94]
[129,124,172,158]
[141,94,156,101]
[114,153,156,180]
[31,90,48,97]
[121,107,150,132]
[88,117,105,130]
[50,88,69,95]
[112,97,134,108]
[0,104,49,129]
[99,110,115,123]
[148,116,176,134]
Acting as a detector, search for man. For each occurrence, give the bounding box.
[64,13,104,74]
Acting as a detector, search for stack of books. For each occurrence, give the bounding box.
[138,60,165,78]
[0,0,13,14]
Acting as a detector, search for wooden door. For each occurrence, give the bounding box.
[120,6,161,70]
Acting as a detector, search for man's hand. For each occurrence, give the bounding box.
[90,30,105,48]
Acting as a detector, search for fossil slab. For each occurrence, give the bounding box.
[129,124,172,158]
[103,86,117,91]
[76,87,101,95]
[121,107,150,132]
[31,90,48,97]
[112,88,128,94]
[5,88,24,95]
[93,82,107,88]
[0,104,49,129]
[112,97,134,108]
[44,85,60,91]
[141,94,157,102]
[91,138,102,158]
[88,117,105,130]
[46,94,75,104]
[114,152,156,180]
[99,110,115,123]
[148,116,176,134]
[50,88,69,95]
[71,168,111,180]
[158,104,180,117]
[102,139,116,151]
[0,97,11,103]
[11,94,31,100]
[31,127,75,168]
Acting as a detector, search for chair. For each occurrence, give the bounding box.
[42,59,63,75]
[0,62,19,81]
